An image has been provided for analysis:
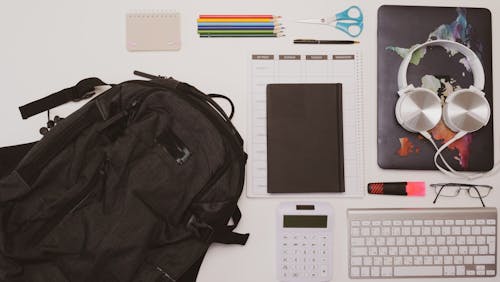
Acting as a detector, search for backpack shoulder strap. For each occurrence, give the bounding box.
[19,77,106,119]
[212,205,249,245]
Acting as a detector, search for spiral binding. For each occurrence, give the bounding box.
[126,10,179,19]
[354,51,365,196]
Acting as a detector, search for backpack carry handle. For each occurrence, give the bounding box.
[19,77,107,119]
[208,94,235,120]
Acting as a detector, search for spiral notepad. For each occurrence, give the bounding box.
[126,12,181,51]
[247,52,364,198]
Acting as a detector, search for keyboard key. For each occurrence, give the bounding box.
[394,256,403,265]
[363,257,372,266]
[456,265,465,275]
[466,236,476,245]
[373,256,383,266]
[351,228,360,236]
[381,267,392,277]
[351,257,362,266]
[398,247,408,256]
[482,226,495,235]
[414,256,423,265]
[361,227,370,236]
[486,270,495,276]
[383,257,393,266]
[442,226,451,235]
[452,226,461,235]
[445,219,454,225]
[361,221,371,226]
[352,247,368,256]
[403,256,413,265]
[449,246,458,255]
[411,227,421,236]
[371,266,380,277]
[471,226,481,235]
[474,255,495,264]
[461,226,471,235]
[422,227,431,235]
[479,245,488,255]
[361,267,370,277]
[444,266,455,276]
[378,246,388,256]
[486,219,496,225]
[477,236,486,245]
[351,267,360,277]
[366,237,375,246]
[464,255,473,264]
[453,255,463,264]
[424,256,433,265]
[376,237,385,246]
[389,247,397,255]
[394,266,443,276]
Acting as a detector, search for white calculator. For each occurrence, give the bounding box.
[277,202,334,282]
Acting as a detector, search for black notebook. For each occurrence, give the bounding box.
[266,83,344,193]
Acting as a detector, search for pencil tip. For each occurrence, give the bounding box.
[354,41,360,44]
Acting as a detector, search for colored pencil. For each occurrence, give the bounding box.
[199,15,279,19]
[197,18,277,23]
[200,33,284,38]
[198,22,281,27]
[198,30,282,35]
[198,26,283,30]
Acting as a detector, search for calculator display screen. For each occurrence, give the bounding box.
[283,215,327,228]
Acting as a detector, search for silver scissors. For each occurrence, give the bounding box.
[297,6,364,38]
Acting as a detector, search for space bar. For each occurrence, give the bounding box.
[394,266,443,276]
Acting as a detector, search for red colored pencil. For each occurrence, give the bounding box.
[199,15,279,19]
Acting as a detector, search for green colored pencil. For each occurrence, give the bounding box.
[198,30,282,34]
[200,33,284,38]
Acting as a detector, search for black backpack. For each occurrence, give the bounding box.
[0,72,249,282]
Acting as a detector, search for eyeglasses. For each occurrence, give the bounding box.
[430,183,493,207]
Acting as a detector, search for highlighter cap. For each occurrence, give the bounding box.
[406,182,426,196]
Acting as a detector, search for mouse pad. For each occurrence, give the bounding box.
[377,5,493,171]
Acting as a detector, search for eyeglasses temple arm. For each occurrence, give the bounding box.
[432,186,445,204]
[470,186,486,208]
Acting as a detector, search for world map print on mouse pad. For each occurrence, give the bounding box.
[377,5,493,171]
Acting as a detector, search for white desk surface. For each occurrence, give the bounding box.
[0,0,499,281]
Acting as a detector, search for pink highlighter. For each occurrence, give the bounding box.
[367,182,426,196]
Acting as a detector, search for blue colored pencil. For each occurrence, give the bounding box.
[198,26,283,30]
[197,22,280,27]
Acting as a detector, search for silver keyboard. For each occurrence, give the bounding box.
[347,208,497,278]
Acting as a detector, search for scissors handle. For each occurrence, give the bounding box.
[335,5,363,22]
[336,21,363,38]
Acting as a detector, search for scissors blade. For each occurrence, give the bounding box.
[296,18,328,24]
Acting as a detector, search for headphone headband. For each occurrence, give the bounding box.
[397,40,485,91]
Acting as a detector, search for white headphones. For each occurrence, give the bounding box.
[396,39,493,179]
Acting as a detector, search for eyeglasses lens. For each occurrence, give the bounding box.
[468,186,491,198]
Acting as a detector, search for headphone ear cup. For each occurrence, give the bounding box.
[395,88,442,133]
[443,88,491,133]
